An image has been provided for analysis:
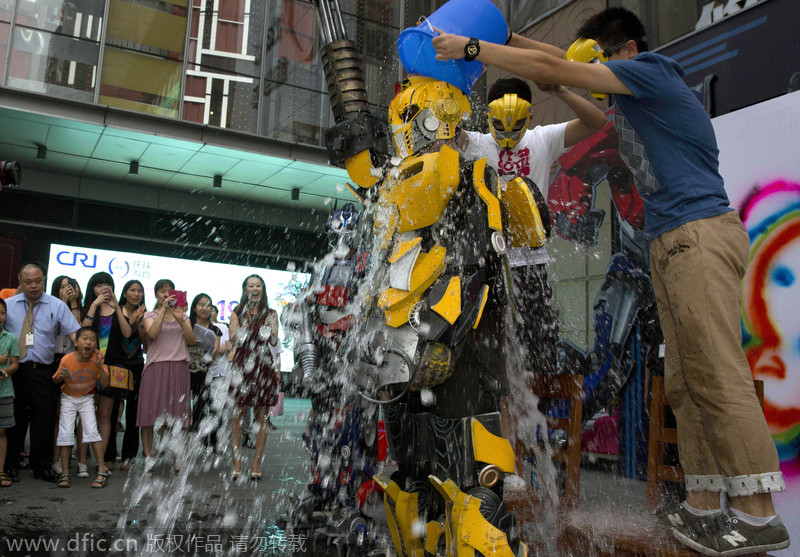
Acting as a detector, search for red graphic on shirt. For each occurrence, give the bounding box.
[497,147,531,177]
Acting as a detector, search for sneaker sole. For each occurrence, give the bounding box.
[672,527,791,556]
[672,528,721,556]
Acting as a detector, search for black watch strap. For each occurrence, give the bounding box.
[464,38,480,62]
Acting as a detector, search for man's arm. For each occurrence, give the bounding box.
[433,33,633,96]
[507,33,566,58]
[545,85,608,147]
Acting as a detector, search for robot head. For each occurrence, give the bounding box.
[326,202,360,246]
[487,93,532,150]
[565,38,609,101]
[388,76,471,159]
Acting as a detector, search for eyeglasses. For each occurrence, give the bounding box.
[602,40,629,59]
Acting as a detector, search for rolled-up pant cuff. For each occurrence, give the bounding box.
[685,474,726,492]
[724,472,786,497]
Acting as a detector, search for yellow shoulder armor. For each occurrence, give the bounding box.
[500,176,549,248]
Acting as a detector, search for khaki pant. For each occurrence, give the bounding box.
[649,211,782,494]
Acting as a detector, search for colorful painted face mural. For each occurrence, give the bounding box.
[741,180,800,466]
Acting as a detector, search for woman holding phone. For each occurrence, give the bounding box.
[137,279,195,475]
[116,280,147,471]
[79,272,132,480]
[229,274,280,481]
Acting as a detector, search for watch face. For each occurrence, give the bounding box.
[467,45,478,56]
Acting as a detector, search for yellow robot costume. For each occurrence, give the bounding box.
[343,76,536,557]
[306,2,540,554]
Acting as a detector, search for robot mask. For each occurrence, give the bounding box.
[326,202,361,248]
[389,76,471,160]
[565,38,609,101]
[487,93,531,150]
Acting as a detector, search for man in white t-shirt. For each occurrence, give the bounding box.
[463,77,606,373]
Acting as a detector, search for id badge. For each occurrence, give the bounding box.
[26,333,34,347]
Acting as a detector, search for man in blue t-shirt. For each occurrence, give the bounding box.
[433,7,790,556]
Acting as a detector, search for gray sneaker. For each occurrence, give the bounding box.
[714,515,790,556]
[670,503,791,556]
[667,502,729,556]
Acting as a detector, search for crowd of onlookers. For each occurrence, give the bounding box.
[0,262,282,489]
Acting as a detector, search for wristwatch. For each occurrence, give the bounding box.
[464,38,480,62]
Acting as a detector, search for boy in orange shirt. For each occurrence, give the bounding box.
[52,326,110,488]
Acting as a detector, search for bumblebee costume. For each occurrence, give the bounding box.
[306,1,541,553]
[339,76,540,557]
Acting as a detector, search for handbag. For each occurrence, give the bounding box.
[96,365,134,399]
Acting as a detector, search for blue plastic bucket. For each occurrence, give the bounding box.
[396,0,509,95]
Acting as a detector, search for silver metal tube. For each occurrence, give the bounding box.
[312,0,330,43]
[317,0,335,44]
[331,0,347,41]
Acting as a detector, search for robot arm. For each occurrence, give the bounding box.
[312,0,389,188]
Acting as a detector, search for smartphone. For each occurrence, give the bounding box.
[67,278,78,290]
[169,289,188,308]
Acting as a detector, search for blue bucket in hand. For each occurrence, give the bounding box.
[396,0,509,95]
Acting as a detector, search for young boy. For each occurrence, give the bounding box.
[0,298,20,488]
[52,326,110,488]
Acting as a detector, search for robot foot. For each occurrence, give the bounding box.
[428,475,527,557]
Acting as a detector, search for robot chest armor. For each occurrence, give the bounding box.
[377,145,462,236]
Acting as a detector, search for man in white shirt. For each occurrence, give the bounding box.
[462,77,606,374]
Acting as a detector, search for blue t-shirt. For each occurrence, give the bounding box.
[604,52,731,239]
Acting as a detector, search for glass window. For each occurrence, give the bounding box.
[183,0,265,128]
[101,0,188,116]
[0,0,13,23]
[182,65,259,133]
[262,0,323,91]
[105,0,188,59]
[261,85,330,147]
[14,0,104,39]
[0,22,8,78]
[7,27,98,101]
[98,46,183,117]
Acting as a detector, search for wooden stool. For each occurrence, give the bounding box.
[512,373,584,509]
[646,376,765,510]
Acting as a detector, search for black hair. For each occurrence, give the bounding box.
[0,298,6,311]
[233,274,269,319]
[82,272,115,317]
[75,325,98,341]
[50,275,83,308]
[576,7,649,53]
[50,276,69,298]
[119,279,145,307]
[153,279,175,309]
[189,293,213,327]
[487,77,532,104]
[19,261,47,278]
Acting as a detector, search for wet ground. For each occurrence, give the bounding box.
[0,398,344,556]
[0,398,706,556]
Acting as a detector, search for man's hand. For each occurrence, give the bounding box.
[431,30,469,61]
[0,370,7,380]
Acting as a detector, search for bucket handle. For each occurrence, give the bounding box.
[417,15,436,35]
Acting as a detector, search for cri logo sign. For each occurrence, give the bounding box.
[56,251,97,268]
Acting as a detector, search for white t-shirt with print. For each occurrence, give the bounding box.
[464,123,568,265]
